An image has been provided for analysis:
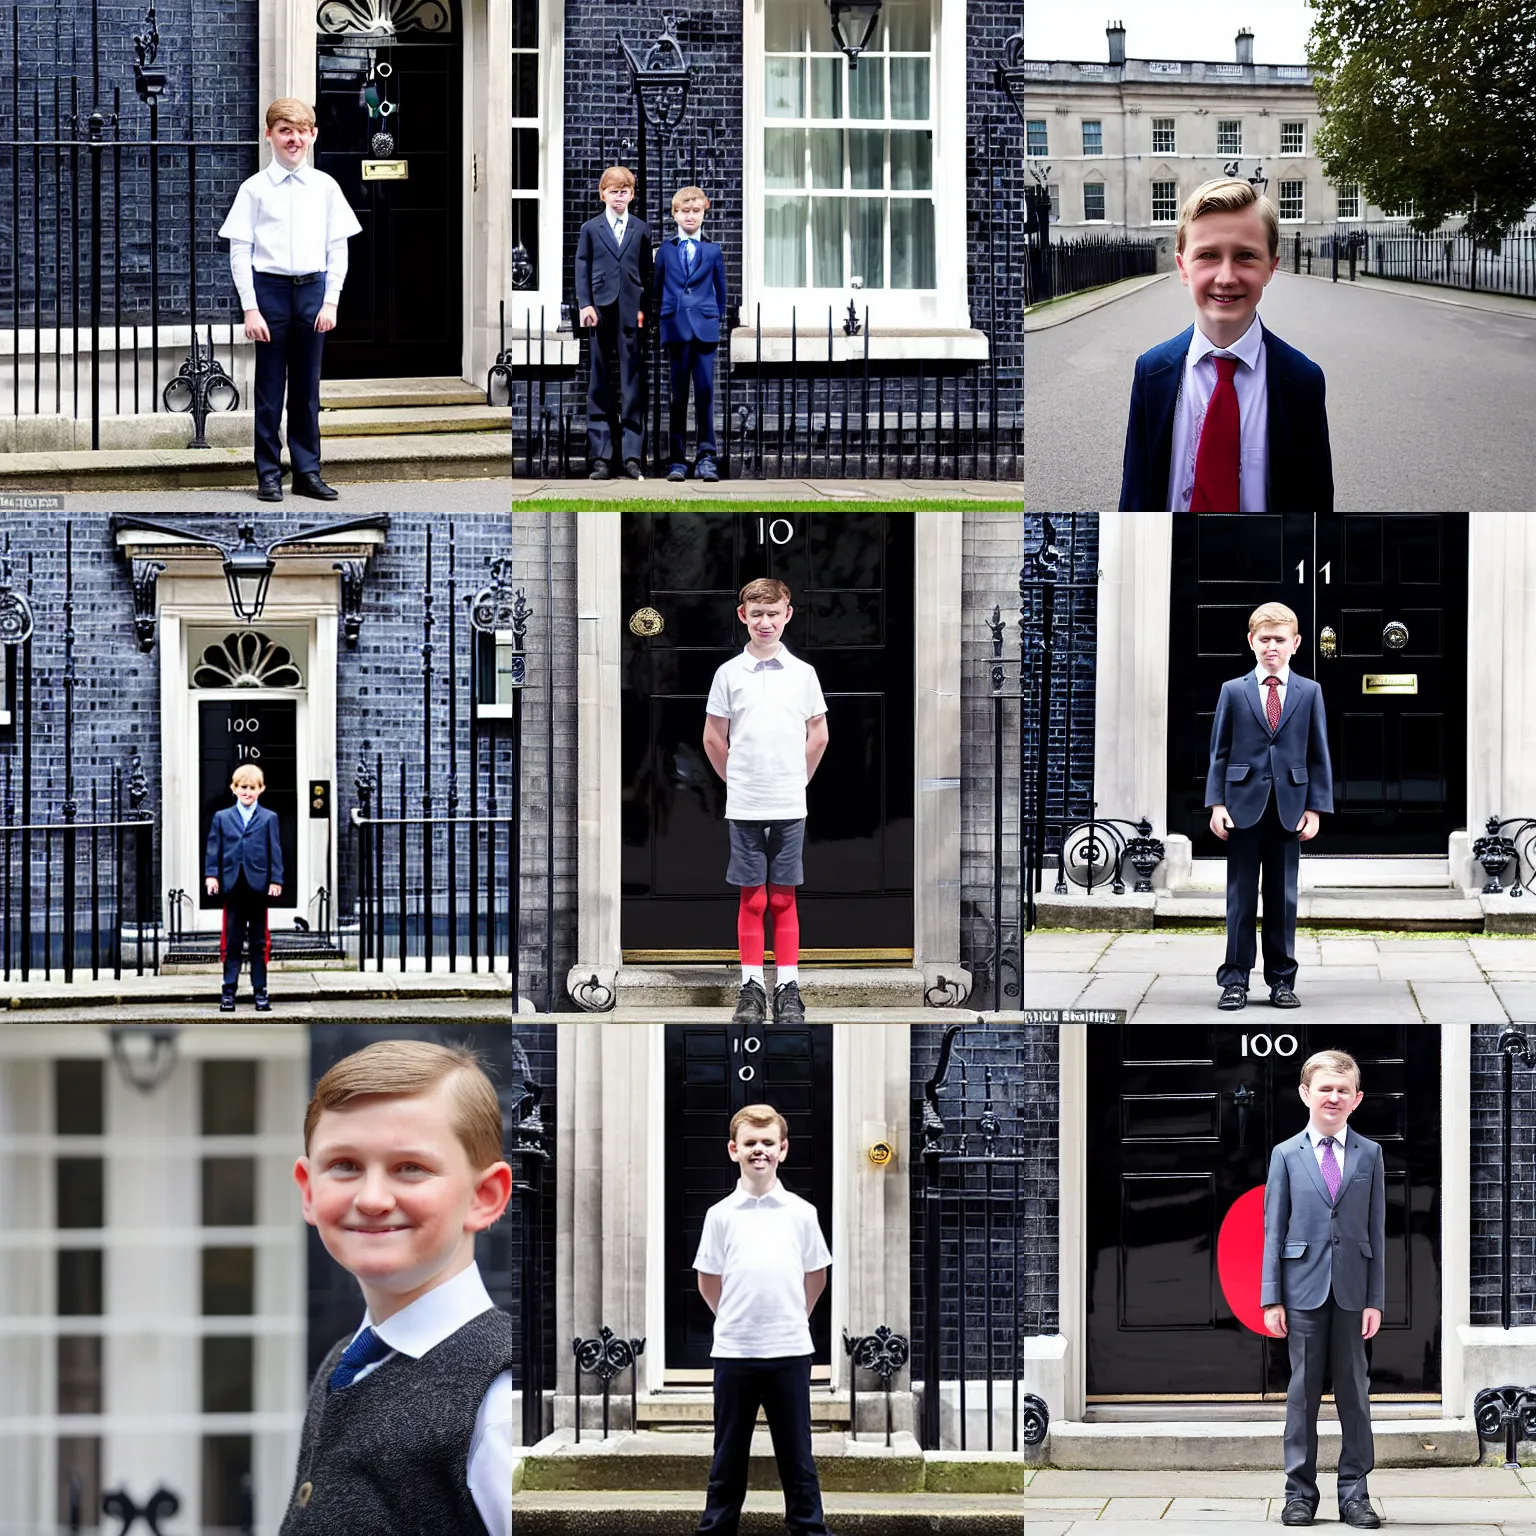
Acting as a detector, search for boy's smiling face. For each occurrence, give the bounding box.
[1176,204,1280,347]
[738,600,791,651]
[1299,1069,1363,1135]
[729,1121,787,1188]
[266,118,317,173]
[295,1080,511,1323]
[1249,623,1301,675]
[674,199,707,236]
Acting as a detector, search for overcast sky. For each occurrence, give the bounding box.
[1022,0,1318,65]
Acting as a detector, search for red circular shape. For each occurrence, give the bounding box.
[1217,1184,1271,1335]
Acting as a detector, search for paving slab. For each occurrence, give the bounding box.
[1376,952,1489,981]
[1165,1498,1270,1520]
[1470,942,1536,970]
[1491,982,1536,1019]
[1019,972,1089,1008]
[1045,1525,1503,1535]
[1100,1497,1172,1518]
[1318,939,1387,965]
[1409,981,1512,1023]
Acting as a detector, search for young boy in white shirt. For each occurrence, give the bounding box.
[219,98,362,503]
[693,1104,836,1536]
[703,578,830,1028]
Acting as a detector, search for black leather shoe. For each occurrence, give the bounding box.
[1270,982,1301,1008]
[1340,1500,1380,1529]
[623,458,644,479]
[731,979,767,1027]
[1218,983,1248,1010]
[697,458,719,482]
[256,473,283,502]
[291,472,339,501]
[773,980,806,1026]
[254,992,272,1012]
[219,992,236,1013]
[589,461,614,480]
[1281,1500,1315,1526]
[667,464,687,482]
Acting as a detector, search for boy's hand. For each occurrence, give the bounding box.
[1264,1304,1287,1337]
[1362,1307,1382,1340]
[267,884,282,899]
[205,877,219,896]
[1297,810,1320,841]
[580,306,598,327]
[243,309,270,343]
[314,302,338,334]
[1209,805,1234,840]
[638,310,645,328]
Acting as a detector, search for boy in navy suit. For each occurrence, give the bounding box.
[656,186,729,483]
[1261,1048,1384,1529]
[575,165,654,480]
[1205,602,1333,1010]
[1120,177,1333,512]
[205,763,284,1012]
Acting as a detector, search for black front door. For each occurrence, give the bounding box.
[621,511,914,958]
[198,700,298,912]
[315,4,462,378]
[1086,1023,1441,1400]
[664,1024,834,1374]
[1169,515,1468,856]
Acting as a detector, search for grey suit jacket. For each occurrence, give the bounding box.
[1204,671,1335,831]
[1261,1128,1386,1312]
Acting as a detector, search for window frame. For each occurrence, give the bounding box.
[1216,118,1242,157]
[1151,117,1175,154]
[1151,180,1179,224]
[1278,179,1306,222]
[1081,119,1103,156]
[509,0,565,328]
[1279,120,1306,155]
[1336,182,1361,220]
[1082,181,1106,222]
[1026,118,1049,157]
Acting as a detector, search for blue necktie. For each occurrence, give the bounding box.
[328,1325,392,1390]
[683,239,695,269]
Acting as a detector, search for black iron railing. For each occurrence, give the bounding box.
[1290,224,1536,298]
[509,1036,550,1447]
[1027,233,1160,308]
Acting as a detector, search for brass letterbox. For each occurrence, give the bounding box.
[1362,674,1418,695]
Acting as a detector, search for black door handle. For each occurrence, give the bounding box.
[1227,1081,1255,1149]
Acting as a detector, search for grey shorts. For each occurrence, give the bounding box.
[725,818,806,887]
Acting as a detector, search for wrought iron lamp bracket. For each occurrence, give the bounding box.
[107,1026,179,1095]
[1475,815,1536,895]
[994,23,1027,126]
[843,1325,910,1446]
[333,560,367,648]
[163,326,241,449]
[129,559,165,652]
[619,13,692,135]
[103,1484,181,1536]
[1474,1386,1536,1468]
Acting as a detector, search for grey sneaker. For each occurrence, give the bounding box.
[773,980,806,1025]
[731,979,767,1026]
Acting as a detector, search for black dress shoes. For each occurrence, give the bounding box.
[1340,1500,1380,1528]
[1281,1500,1315,1526]
[1218,983,1248,1010]
[291,472,339,500]
[1270,982,1301,1008]
[256,473,283,502]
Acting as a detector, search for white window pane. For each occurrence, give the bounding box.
[850,197,884,289]
[891,198,935,288]
[811,128,844,189]
[765,127,807,188]
[812,198,844,286]
[766,0,808,52]
[849,128,884,189]
[850,59,884,120]
[891,130,932,190]
[884,0,932,51]
[810,56,843,119]
[890,58,929,119]
[766,56,805,118]
[765,195,808,286]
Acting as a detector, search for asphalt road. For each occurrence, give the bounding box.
[17,478,512,515]
[1025,270,1536,510]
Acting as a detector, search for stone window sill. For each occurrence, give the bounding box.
[729,329,990,364]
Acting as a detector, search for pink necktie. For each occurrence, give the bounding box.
[1264,676,1281,732]
[1320,1137,1342,1203]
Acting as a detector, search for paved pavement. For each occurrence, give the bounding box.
[20,478,512,513]
[510,478,1023,501]
[1022,932,1536,1022]
[1023,267,1536,511]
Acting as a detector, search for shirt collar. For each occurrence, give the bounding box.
[728,1177,786,1206]
[362,1261,495,1361]
[738,642,792,670]
[237,801,256,817]
[1189,314,1263,372]
[607,209,628,226]
[265,158,312,186]
[1307,1123,1347,1150]
[1254,663,1292,687]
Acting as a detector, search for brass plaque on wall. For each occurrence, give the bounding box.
[361,160,409,180]
[1362,674,1418,694]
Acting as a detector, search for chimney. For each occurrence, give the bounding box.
[1107,21,1126,66]
[1235,28,1254,64]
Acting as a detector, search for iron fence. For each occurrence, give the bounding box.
[1024,233,1159,308]
[1290,224,1536,298]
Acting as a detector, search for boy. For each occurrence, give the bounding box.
[1261,1049,1384,1529]
[655,186,728,482]
[1205,602,1333,1011]
[204,764,284,1012]
[693,1104,836,1536]
[1119,177,1333,512]
[219,98,362,504]
[286,1039,515,1535]
[575,166,654,480]
[703,578,829,1028]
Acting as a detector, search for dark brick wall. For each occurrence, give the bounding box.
[1471,1022,1536,1325]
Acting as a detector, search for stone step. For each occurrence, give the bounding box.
[317,403,509,437]
[616,964,925,1008]
[633,1391,850,1428]
[319,376,488,410]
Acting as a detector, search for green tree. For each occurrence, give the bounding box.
[1308,0,1536,241]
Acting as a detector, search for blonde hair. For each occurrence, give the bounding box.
[303,1039,505,1172]
[265,98,316,133]
[1177,176,1280,261]
[599,165,636,195]
[230,764,266,790]
[672,185,711,212]
[730,1103,789,1143]
[1301,1050,1361,1092]
[1248,602,1299,637]
[739,577,792,608]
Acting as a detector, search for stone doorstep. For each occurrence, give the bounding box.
[634,1391,850,1427]
[319,377,488,410]
[616,964,925,1008]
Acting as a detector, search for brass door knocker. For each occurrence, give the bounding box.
[628,607,664,637]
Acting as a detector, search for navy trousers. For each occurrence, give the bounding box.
[586,303,645,467]
[220,875,270,994]
[696,1355,829,1536]
[668,340,717,467]
[1219,792,1301,989]
[251,271,326,479]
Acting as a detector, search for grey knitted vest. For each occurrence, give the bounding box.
[278,1307,517,1536]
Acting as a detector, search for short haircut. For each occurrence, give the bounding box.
[230,764,266,789]
[265,98,317,133]
[1249,602,1299,636]
[1300,1049,1361,1092]
[599,165,636,195]
[1177,176,1280,261]
[303,1039,505,1172]
[730,1103,789,1143]
[739,577,792,608]
[672,185,711,212]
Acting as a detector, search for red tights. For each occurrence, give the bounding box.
[737,884,800,965]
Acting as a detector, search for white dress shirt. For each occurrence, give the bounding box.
[219,159,363,311]
[1167,315,1270,513]
[693,1178,834,1359]
[340,1262,513,1536]
[1306,1121,1348,1186]
[607,209,630,245]
[236,800,256,826]
[1253,662,1291,724]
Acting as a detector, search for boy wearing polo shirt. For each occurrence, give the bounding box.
[704,578,830,1029]
[694,1104,835,1536]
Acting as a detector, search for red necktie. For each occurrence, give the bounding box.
[1190,355,1241,512]
[1265,675,1281,731]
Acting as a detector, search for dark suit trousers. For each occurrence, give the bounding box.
[1284,1294,1375,1510]
[668,341,718,465]
[587,302,645,466]
[251,272,326,479]
[696,1355,829,1536]
[220,875,270,993]
[1219,792,1300,989]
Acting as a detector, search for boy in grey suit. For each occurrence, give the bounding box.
[1262,1049,1385,1529]
[1206,600,1334,1010]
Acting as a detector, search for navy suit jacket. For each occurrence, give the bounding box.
[574,214,654,327]
[655,236,728,345]
[1204,672,1334,831]
[1119,319,1334,512]
[205,803,284,894]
